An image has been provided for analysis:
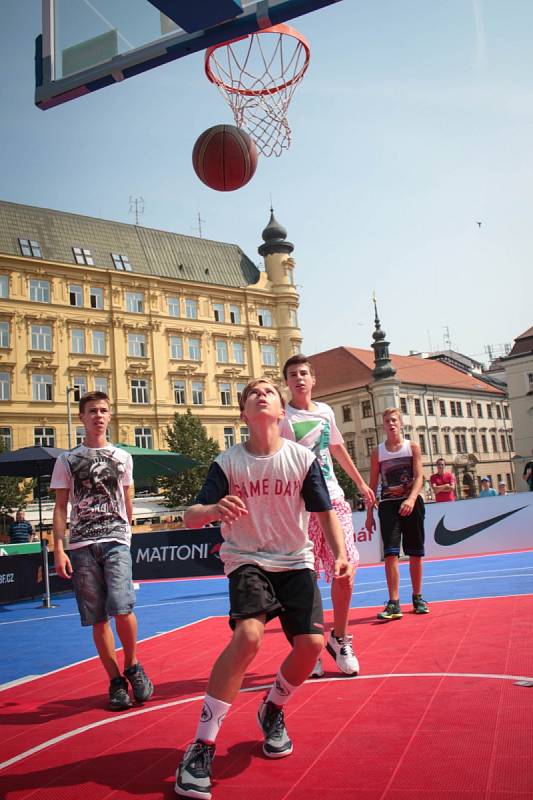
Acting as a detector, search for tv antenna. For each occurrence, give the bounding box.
[129,196,144,225]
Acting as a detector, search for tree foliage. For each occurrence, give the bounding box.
[0,441,32,533]
[159,410,221,507]
[334,463,359,508]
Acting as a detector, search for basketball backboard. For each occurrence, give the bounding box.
[36,0,342,110]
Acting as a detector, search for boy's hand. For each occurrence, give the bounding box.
[54,550,73,579]
[358,482,377,509]
[215,495,248,524]
[365,512,376,535]
[399,497,415,517]
[333,558,354,580]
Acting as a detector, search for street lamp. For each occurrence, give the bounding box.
[66,385,75,449]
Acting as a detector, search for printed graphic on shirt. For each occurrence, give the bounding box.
[291,419,333,481]
[380,456,414,501]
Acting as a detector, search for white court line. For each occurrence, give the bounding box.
[1,671,532,773]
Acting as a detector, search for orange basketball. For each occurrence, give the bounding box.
[192,124,258,191]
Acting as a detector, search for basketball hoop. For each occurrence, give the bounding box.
[205,24,310,158]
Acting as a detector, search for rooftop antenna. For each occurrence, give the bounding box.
[195,212,205,238]
[443,325,452,351]
[129,196,144,225]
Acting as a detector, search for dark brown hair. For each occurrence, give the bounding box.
[282,353,315,380]
[239,378,285,413]
[79,391,110,414]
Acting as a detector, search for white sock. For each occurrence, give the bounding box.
[195,694,231,744]
[266,669,297,707]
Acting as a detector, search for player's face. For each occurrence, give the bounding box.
[242,382,284,423]
[383,413,401,436]
[79,400,111,436]
[285,364,315,396]
[437,461,445,472]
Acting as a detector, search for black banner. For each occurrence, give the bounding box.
[0,553,42,603]
[131,527,225,580]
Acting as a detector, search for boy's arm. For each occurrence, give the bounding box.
[183,461,248,529]
[314,509,352,580]
[329,443,376,508]
[53,488,73,579]
[365,448,380,530]
[125,485,133,525]
[399,442,424,517]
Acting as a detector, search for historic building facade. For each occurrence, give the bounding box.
[309,305,515,498]
[0,200,301,453]
[502,326,533,491]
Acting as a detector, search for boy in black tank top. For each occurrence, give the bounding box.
[366,407,430,620]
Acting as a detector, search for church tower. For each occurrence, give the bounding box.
[370,296,400,427]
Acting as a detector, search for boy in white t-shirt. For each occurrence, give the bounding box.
[280,355,376,678]
[51,391,153,711]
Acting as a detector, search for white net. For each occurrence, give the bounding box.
[205,26,310,158]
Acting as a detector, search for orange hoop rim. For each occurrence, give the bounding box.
[204,23,311,98]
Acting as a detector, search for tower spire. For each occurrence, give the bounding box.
[371,294,396,380]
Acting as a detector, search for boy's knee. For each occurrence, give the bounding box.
[234,624,263,657]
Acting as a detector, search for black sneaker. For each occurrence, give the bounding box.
[377,600,403,621]
[109,676,133,710]
[413,594,430,614]
[257,698,293,758]
[124,662,154,703]
[175,740,215,799]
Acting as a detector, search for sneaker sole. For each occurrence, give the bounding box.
[257,709,293,759]
[132,681,154,703]
[414,608,430,614]
[109,699,133,711]
[325,642,359,676]
[377,614,403,621]
[174,780,211,799]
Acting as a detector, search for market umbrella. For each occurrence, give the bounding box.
[0,445,66,607]
[115,444,200,481]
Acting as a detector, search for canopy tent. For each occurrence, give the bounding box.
[115,444,199,481]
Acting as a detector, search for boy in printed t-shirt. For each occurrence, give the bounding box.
[174,378,352,799]
[51,391,153,711]
[280,354,376,677]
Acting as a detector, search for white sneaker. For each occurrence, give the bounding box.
[309,656,324,678]
[326,632,359,676]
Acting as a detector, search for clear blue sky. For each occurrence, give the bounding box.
[1,1,530,365]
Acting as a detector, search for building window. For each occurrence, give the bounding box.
[477,403,483,418]
[0,275,8,298]
[261,343,277,366]
[185,298,198,319]
[72,376,88,401]
[427,399,434,416]
[92,330,106,355]
[128,333,147,358]
[413,398,421,415]
[481,434,488,453]
[361,400,372,419]
[131,378,149,404]
[258,308,272,327]
[496,405,502,419]
[29,279,50,303]
[400,397,408,414]
[450,401,463,417]
[170,336,183,360]
[454,434,467,453]
[232,341,245,364]
[135,427,153,448]
[215,339,229,363]
[236,382,246,405]
[75,425,85,446]
[0,321,9,349]
[491,434,497,452]
[224,427,235,449]
[34,426,55,446]
[90,287,104,309]
[444,434,451,454]
[213,303,225,323]
[289,308,298,327]
[500,434,507,452]
[470,433,477,452]
[69,284,83,307]
[31,324,52,351]
[0,427,12,450]
[419,433,427,454]
[188,337,201,361]
[342,404,352,422]
[168,296,180,317]
[192,381,204,405]
[506,473,512,490]
[509,434,514,451]
[503,404,509,420]
[19,238,42,258]
[404,433,411,440]
[487,404,493,419]
[71,328,85,354]
[125,292,144,313]
[112,253,132,271]
[365,436,375,456]
[173,380,186,405]
[431,434,438,454]
[220,383,231,406]
[240,425,249,443]
[439,400,446,416]
[0,372,10,401]
[73,247,94,266]
[95,376,108,393]
[466,402,473,417]
[32,374,53,401]
[346,440,356,460]
[230,305,241,324]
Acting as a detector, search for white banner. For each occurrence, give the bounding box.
[353,492,533,564]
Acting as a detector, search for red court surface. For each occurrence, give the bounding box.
[1,595,533,800]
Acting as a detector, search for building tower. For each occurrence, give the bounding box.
[258,208,302,366]
[370,297,400,425]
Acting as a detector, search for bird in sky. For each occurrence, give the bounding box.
[476,221,482,228]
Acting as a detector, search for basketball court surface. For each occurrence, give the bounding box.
[2,551,532,799]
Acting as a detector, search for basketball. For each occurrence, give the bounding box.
[192,124,258,191]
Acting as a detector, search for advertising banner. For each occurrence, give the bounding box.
[131,527,224,580]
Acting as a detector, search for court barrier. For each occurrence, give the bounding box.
[352,492,533,565]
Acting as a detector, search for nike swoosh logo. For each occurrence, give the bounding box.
[434,506,528,546]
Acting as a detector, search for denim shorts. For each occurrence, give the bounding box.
[70,541,135,626]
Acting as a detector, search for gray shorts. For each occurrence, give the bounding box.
[70,541,135,626]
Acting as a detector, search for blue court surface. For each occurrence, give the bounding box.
[1,550,532,687]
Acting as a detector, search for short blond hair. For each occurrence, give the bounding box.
[383,406,401,423]
[239,378,286,413]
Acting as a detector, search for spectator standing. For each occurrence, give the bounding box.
[479,477,497,497]
[497,481,508,496]
[429,459,456,502]
[8,510,34,544]
[523,450,533,491]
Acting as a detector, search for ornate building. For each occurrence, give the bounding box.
[0,200,301,453]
